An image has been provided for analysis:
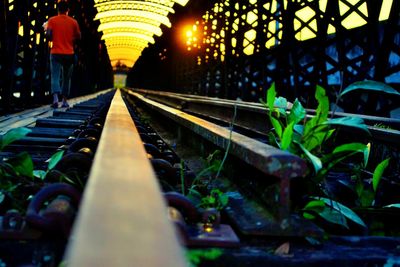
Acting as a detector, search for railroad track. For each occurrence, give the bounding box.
[128,88,400,177]
[0,88,399,266]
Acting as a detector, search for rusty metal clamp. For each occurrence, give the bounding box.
[26,183,81,238]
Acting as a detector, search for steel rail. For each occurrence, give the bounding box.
[131,88,400,145]
[64,89,186,267]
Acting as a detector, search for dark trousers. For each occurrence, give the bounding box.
[50,54,74,97]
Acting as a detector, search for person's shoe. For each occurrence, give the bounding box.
[50,102,58,109]
[61,102,70,108]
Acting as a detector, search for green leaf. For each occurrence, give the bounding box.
[364,143,371,168]
[331,142,369,168]
[332,142,367,154]
[274,97,287,108]
[302,86,329,150]
[5,152,34,178]
[303,129,329,152]
[372,158,390,192]
[304,86,329,137]
[186,249,223,267]
[317,197,367,228]
[304,200,325,210]
[315,85,329,120]
[340,80,400,99]
[46,150,65,170]
[303,200,348,228]
[384,204,400,209]
[274,96,288,115]
[323,117,370,133]
[0,127,31,150]
[33,170,47,180]
[303,212,316,220]
[268,132,279,148]
[318,207,349,229]
[288,99,306,125]
[293,124,304,135]
[295,141,322,174]
[281,121,294,150]
[60,174,77,185]
[267,82,276,112]
[270,116,283,139]
[325,129,336,142]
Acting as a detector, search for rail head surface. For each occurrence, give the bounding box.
[64,89,186,267]
[131,88,400,143]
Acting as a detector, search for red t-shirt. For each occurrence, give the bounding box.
[47,14,81,55]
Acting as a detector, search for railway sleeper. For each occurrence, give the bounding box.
[0,88,398,266]
[0,91,114,266]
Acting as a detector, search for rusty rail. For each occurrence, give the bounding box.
[131,88,400,145]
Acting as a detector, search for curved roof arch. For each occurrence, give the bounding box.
[95,0,190,69]
[98,21,163,36]
[95,1,175,15]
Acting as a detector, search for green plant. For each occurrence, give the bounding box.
[302,197,366,229]
[261,83,370,178]
[355,157,391,207]
[0,127,35,211]
[373,123,393,130]
[184,150,222,195]
[186,248,223,267]
[0,127,31,151]
[332,80,400,117]
[0,128,81,212]
[262,80,398,232]
[34,149,86,188]
[260,83,377,230]
[180,106,237,211]
[183,150,228,210]
[33,150,65,180]
[0,127,33,179]
[199,188,229,211]
[338,80,400,99]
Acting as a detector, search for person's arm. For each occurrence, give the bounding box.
[43,21,53,40]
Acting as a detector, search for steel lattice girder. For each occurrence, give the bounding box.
[129,0,399,117]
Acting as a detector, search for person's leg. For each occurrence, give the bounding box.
[60,55,74,107]
[50,54,62,107]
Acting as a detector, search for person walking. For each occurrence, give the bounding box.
[44,0,81,108]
